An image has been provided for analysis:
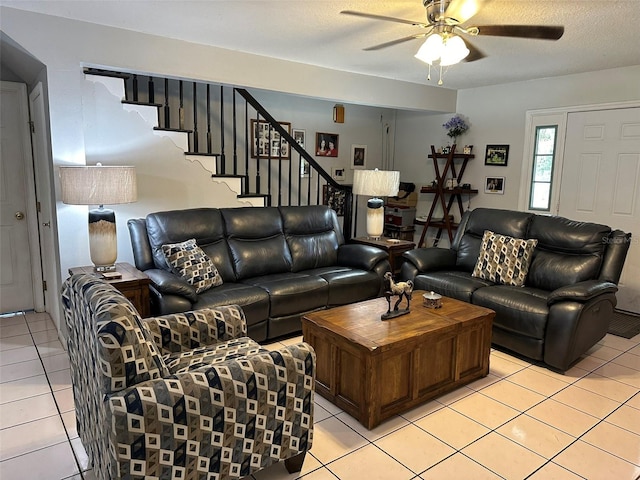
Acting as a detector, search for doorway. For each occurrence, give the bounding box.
[0,81,41,313]
[558,106,640,313]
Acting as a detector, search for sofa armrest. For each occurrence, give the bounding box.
[142,305,248,354]
[547,280,618,305]
[107,343,316,478]
[145,268,198,302]
[337,244,388,271]
[403,248,457,272]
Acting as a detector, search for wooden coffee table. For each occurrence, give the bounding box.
[302,292,494,429]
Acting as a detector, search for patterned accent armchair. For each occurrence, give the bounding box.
[62,274,315,480]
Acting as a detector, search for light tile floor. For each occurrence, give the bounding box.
[1,311,639,479]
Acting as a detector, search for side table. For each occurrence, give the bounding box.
[68,262,151,318]
[351,237,416,275]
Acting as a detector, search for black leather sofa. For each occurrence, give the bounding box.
[128,205,390,342]
[400,208,631,371]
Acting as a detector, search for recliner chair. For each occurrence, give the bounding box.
[62,273,315,480]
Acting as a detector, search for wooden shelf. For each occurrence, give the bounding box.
[417,145,478,248]
[420,187,479,194]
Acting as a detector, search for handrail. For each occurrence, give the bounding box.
[83,67,354,239]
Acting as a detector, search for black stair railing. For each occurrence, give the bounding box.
[83,68,353,239]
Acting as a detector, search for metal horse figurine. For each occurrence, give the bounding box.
[382,271,414,320]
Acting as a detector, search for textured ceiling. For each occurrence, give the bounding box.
[2,0,640,89]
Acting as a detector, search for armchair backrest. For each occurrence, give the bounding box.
[61,274,170,478]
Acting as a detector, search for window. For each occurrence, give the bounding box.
[519,111,565,214]
[528,126,558,211]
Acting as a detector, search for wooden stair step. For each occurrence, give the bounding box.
[122,100,163,108]
[153,126,193,134]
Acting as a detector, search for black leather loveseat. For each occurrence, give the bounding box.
[400,208,631,371]
[128,205,390,342]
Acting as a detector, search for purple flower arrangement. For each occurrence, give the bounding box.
[443,115,469,139]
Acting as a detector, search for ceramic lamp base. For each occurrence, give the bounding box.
[366,198,385,240]
[88,207,117,271]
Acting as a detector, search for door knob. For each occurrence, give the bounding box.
[15,211,25,220]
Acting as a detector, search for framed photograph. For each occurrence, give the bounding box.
[485,176,505,194]
[322,184,346,216]
[300,159,312,178]
[292,129,305,149]
[331,166,346,182]
[350,144,367,169]
[485,144,509,166]
[316,132,339,157]
[251,119,291,159]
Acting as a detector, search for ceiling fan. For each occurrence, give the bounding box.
[341,0,564,84]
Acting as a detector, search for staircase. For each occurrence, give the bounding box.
[84,68,353,237]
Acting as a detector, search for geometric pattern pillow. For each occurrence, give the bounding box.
[161,238,223,294]
[472,230,538,287]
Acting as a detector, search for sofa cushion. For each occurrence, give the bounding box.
[162,238,223,294]
[472,285,549,340]
[472,231,538,287]
[242,273,329,317]
[163,336,265,374]
[456,209,533,271]
[414,271,493,302]
[526,215,610,291]
[308,267,381,305]
[195,283,271,330]
[146,208,236,281]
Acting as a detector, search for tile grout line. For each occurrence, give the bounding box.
[24,311,87,479]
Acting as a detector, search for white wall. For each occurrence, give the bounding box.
[394,65,640,246]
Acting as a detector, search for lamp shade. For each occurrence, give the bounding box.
[352,169,400,197]
[440,35,470,66]
[353,169,400,240]
[59,165,137,272]
[415,34,444,65]
[59,165,137,206]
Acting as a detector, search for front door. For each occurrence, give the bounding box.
[0,81,36,313]
[558,107,640,313]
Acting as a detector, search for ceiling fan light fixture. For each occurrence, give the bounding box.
[414,33,444,64]
[439,35,470,66]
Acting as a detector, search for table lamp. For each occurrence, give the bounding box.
[59,164,137,272]
[353,169,400,239]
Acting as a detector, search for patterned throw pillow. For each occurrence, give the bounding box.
[472,230,538,287]
[162,238,223,293]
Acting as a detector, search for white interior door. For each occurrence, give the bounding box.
[558,107,640,313]
[0,82,36,313]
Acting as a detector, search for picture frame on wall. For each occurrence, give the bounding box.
[292,129,311,178]
[316,132,339,157]
[251,119,291,159]
[300,159,312,178]
[484,144,509,166]
[331,166,346,182]
[322,184,346,216]
[351,144,366,169]
[485,176,505,194]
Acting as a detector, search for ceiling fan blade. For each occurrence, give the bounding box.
[460,39,486,62]
[473,25,564,40]
[340,10,428,28]
[364,33,430,51]
[444,0,487,24]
